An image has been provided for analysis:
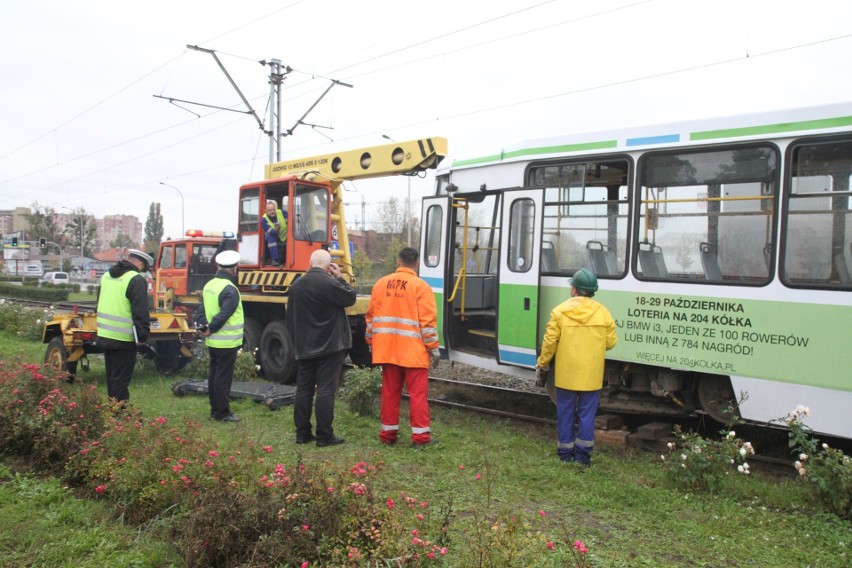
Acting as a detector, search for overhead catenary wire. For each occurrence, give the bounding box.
[1,1,849,212]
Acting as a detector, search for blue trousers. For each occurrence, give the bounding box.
[555,388,600,464]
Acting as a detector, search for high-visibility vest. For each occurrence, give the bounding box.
[263,209,287,242]
[202,278,244,348]
[96,271,137,342]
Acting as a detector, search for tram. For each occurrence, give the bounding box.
[420,103,852,439]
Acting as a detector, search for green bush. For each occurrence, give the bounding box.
[660,425,755,493]
[339,366,382,417]
[0,300,53,341]
[233,348,259,381]
[179,346,258,382]
[782,405,852,520]
[0,282,68,302]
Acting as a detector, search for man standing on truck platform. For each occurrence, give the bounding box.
[288,249,357,447]
[96,249,152,407]
[366,247,440,448]
[195,250,244,423]
[536,268,618,466]
[261,199,287,266]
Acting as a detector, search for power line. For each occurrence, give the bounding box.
[0,55,182,162]
[2,2,849,210]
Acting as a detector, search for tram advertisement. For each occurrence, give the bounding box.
[541,287,848,392]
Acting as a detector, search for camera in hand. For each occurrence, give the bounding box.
[197,324,208,333]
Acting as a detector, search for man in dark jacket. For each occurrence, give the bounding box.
[288,249,356,446]
[96,249,152,405]
[195,250,244,422]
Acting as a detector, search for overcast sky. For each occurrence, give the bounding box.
[2,0,851,241]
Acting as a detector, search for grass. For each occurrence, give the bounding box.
[0,465,180,568]
[3,334,850,567]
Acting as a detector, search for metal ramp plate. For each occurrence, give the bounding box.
[171,380,296,410]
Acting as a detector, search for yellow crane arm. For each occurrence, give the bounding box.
[263,137,447,286]
[264,137,447,185]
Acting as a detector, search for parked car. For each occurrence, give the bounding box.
[3,260,44,277]
[41,271,70,286]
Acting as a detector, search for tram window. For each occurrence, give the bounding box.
[637,146,777,284]
[424,205,443,268]
[783,139,852,288]
[508,198,535,273]
[534,159,630,276]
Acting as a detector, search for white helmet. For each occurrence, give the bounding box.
[215,250,241,268]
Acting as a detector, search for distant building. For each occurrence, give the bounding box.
[0,207,31,235]
[94,248,126,263]
[99,214,142,248]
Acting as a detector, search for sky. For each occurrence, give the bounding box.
[1,0,851,242]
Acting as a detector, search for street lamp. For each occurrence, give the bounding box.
[159,182,185,236]
[382,135,412,246]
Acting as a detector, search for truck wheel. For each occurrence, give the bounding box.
[259,321,296,385]
[348,315,372,368]
[44,336,77,382]
[154,340,188,375]
[243,317,263,360]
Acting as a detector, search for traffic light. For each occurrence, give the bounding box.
[39,238,46,248]
[11,237,18,247]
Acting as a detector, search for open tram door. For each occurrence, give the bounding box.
[419,196,453,352]
[496,189,544,369]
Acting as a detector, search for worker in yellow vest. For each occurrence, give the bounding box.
[96,249,152,406]
[261,199,287,266]
[196,250,244,422]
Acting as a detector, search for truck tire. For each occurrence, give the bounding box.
[259,321,296,385]
[44,336,77,382]
[348,315,372,368]
[243,317,263,360]
[154,340,188,375]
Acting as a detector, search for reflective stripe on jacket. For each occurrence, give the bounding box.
[537,296,618,391]
[96,271,137,342]
[366,266,438,369]
[202,277,244,348]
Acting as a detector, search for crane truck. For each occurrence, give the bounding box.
[42,138,447,382]
[152,137,448,383]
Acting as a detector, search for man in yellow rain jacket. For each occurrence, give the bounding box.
[366,247,439,447]
[536,269,617,466]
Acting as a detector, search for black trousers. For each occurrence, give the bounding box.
[208,346,239,420]
[294,349,347,442]
[104,348,136,404]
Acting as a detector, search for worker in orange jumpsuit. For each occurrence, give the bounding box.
[366,247,440,447]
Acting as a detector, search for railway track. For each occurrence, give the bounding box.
[425,375,796,476]
[1,296,96,313]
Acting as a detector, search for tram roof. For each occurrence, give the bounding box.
[446,101,852,171]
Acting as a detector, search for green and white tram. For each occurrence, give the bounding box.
[420,103,852,439]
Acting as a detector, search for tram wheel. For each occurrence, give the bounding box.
[696,373,739,424]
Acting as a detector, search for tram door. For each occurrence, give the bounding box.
[497,189,544,368]
[420,196,452,350]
